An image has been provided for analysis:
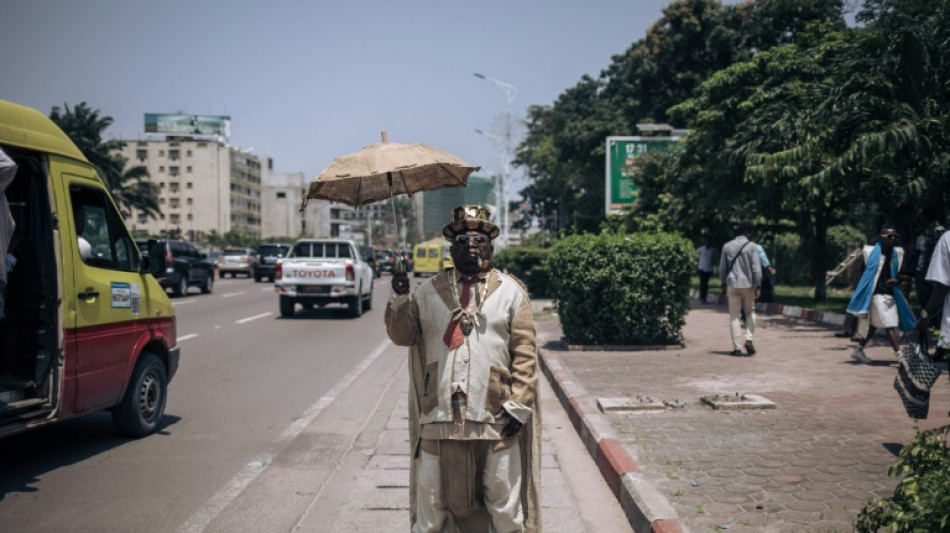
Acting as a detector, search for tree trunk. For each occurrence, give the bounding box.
[811,190,828,302]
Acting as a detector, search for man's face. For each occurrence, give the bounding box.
[449,230,493,275]
[880,228,899,250]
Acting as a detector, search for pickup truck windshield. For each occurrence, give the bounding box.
[292,242,352,258]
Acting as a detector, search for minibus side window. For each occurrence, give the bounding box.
[69,186,138,272]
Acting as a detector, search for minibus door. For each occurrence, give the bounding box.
[66,181,146,412]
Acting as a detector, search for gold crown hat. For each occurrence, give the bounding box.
[442,205,501,240]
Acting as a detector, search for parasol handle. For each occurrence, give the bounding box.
[381,130,388,143]
[388,171,405,272]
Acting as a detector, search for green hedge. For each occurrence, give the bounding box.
[492,247,552,297]
[545,232,694,345]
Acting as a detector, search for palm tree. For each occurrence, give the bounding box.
[49,102,161,220]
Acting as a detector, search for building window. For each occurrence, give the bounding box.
[186,166,192,173]
[187,214,193,221]
[159,183,166,189]
[136,149,147,161]
[186,182,193,189]
[169,149,180,160]
[159,198,166,204]
[169,183,180,192]
[187,198,193,205]
[186,150,192,157]
[170,198,180,208]
[160,213,165,220]
[158,150,165,156]
[170,214,180,224]
[169,166,179,176]
[138,214,148,224]
[137,141,147,146]
[276,192,286,199]
[159,166,165,173]
[197,142,207,148]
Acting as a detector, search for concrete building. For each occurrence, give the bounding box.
[120,137,262,240]
[260,171,331,240]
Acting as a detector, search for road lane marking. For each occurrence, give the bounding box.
[178,334,199,342]
[235,312,272,324]
[221,291,246,298]
[172,299,196,305]
[180,338,393,533]
[260,287,272,292]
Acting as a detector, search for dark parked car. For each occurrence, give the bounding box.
[252,243,289,282]
[398,249,414,272]
[376,249,397,273]
[360,245,381,278]
[136,239,214,297]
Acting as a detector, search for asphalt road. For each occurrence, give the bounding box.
[0,274,630,532]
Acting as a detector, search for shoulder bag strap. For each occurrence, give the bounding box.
[726,241,752,279]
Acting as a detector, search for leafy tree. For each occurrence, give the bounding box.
[514,0,843,236]
[49,102,160,219]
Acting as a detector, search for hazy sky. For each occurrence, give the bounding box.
[2,0,735,194]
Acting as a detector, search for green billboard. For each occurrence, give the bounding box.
[605,136,677,214]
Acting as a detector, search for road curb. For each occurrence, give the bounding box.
[538,348,689,533]
[701,292,856,329]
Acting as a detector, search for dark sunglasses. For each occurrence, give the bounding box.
[453,234,489,247]
[879,234,900,241]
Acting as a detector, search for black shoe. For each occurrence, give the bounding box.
[730,350,743,356]
[745,341,756,356]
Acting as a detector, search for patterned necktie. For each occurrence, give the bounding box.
[443,278,475,349]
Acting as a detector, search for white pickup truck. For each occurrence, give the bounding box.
[274,239,375,318]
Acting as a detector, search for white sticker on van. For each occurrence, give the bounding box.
[111,282,132,309]
[131,283,141,315]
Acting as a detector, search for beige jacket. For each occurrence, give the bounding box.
[385,268,538,426]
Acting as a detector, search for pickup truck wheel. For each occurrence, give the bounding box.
[254,273,262,282]
[173,275,188,297]
[279,295,295,317]
[112,352,167,437]
[201,273,214,294]
[348,287,363,318]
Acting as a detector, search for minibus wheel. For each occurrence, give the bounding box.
[113,353,167,437]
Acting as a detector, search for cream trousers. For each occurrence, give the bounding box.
[727,286,756,350]
[413,441,523,533]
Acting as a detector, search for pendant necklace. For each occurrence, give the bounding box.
[449,269,491,337]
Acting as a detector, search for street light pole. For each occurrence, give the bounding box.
[474,72,517,248]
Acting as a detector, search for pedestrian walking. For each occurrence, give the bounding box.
[696,237,716,303]
[846,225,916,363]
[914,208,946,338]
[915,229,950,361]
[720,220,761,356]
[756,243,777,303]
[385,205,541,532]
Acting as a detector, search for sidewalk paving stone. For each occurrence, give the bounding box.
[534,300,950,532]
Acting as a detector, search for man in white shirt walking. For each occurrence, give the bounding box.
[720,220,762,356]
